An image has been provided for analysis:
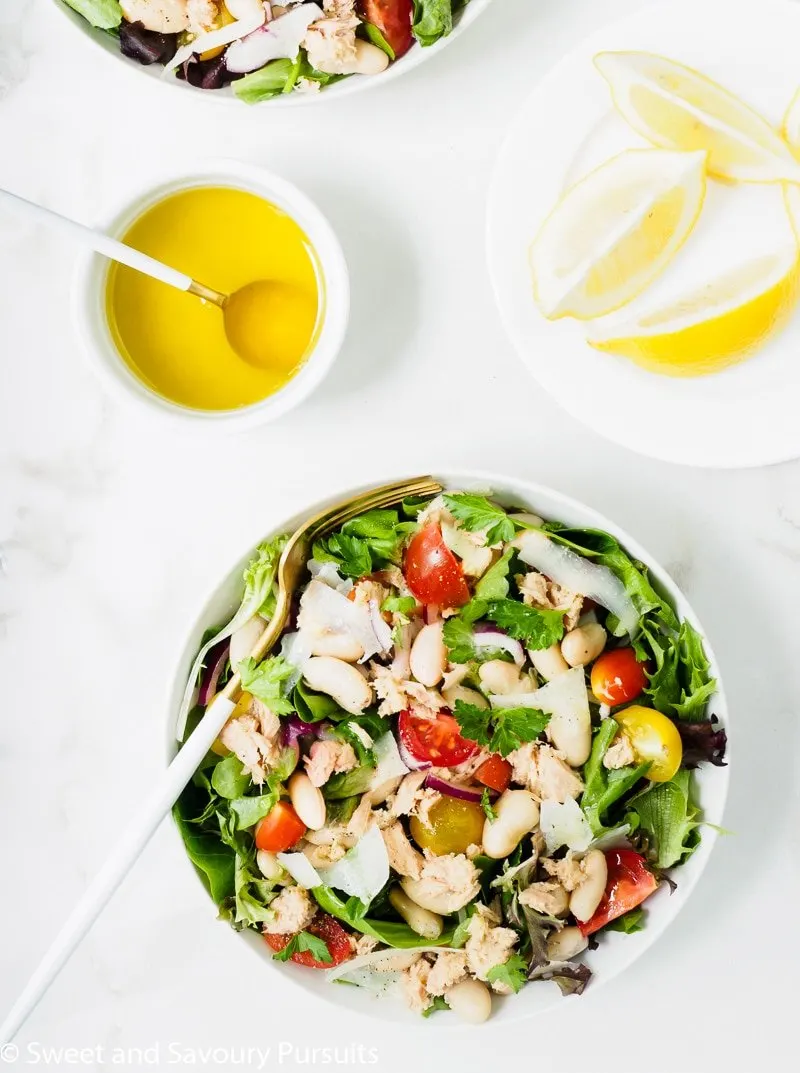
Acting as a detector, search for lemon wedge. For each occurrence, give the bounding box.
[587,248,800,375]
[530,148,707,321]
[594,51,800,185]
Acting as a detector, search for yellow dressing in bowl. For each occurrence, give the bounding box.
[106,186,322,411]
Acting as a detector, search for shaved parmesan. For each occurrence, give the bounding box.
[369,732,410,789]
[298,579,387,663]
[226,4,323,74]
[489,666,591,766]
[307,560,354,595]
[540,798,593,854]
[441,521,493,577]
[515,530,638,636]
[347,721,374,749]
[276,852,323,888]
[165,7,266,73]
[325,946,446,985]
[318,824,389,905]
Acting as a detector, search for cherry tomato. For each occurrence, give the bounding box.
[409,795,485,855]
[254,801,306,853]
[398,709,478,767]
[590,647,649,706]
[475,754,512,794]
[359,0,415,58]
[263,912,353,968]
[616,704,683,783]
[404,523,470,608]
[579,849,659,935]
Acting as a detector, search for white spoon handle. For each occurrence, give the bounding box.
[0,187,193,293]
[0,695,236,1045]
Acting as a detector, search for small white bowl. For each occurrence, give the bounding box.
[53,1,495,108]
[72,160,349,430]
[164,470,730,1024]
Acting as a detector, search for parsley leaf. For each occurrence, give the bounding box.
[481,788,497,822]
[605,908,645,934]
[271,929,333,964]
[442,617,478,663]
[454,700,550,757]
[443,493,515,545]
[484,599,565,650]
[486,952,527,994]
[461,548,514,624]
[238,655,295,714]
[312,532,372,578]
[312,509,413,579]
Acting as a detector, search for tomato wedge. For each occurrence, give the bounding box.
[359,0,415,58]
[263,912,353,968]
[254,801,306,853]
[579,849,659,935]
[590,647,649,707]
[475,754,512,793]
[404,523,470,608]
[398,709,478,767]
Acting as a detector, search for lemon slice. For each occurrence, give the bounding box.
[594,51,800,185]
[587,248,800,376]
[530,148,707,321]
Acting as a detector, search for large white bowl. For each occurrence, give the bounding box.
[165,470,730,1024]
[52,0,494,107]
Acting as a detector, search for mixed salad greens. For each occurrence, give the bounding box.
[174,490,726,1023]
[61,1,470,100]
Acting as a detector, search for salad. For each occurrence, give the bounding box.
[61,1,471,101]
[174,490,726,1024]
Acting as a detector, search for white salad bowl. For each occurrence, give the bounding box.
[53,0,495,107]
[164,471,730,1024]
[72,158,349,430]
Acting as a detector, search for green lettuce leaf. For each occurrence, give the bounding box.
[238,655,295,714]
[211,755,251,800]
[172,791,235,904]
[412,0,455,45]
[234,59,296,103]
[312,508,412,578]
[62,0,122,30]
[626,769,702,869]
[580,720,650,834]
[312,886,454,948]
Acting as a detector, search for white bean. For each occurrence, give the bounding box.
[256,849,284,881]
[569,850,609,923]
[442,684,488,709]
[561,623,607,668]
[307,631,364,662]
[529,642,569,681]
[478,660,521,696]
[388,887,443,940]
[546,926,588,961]
[302,656,373,714]
[352,39,390,75]
[482,790,540,859]
[288,772,326,831]
[446,979,492,1024]
[410,622,447,687]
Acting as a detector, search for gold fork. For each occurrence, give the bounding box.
[0,475,442,1045]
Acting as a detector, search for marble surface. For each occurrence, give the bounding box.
[1,1,799,1070]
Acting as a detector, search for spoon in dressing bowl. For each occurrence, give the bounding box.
[0,187,292,369]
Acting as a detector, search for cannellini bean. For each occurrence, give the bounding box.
[446,979,492,1024]
[569,850,609,923]
[302,656,373,714]
[288,772,326,830]
[226,0,265,19]
[478,660,521,695]
[409,623,447,687]
[229,614,266,669]
[482,790,540,859]
[256,849,284,881]
[561,623,607,668]
[120,0,188,34]
[388,887,443,940]
[307,631,364,662]
[351,39,390,75]
[529,642,569,681]
[546,926,588,961]
[442,684,488,709]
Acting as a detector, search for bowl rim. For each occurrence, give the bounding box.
[50,0,496,109]
[162,469,730,1025]
[71,157,350,429]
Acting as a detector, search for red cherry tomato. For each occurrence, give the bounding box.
[398,709,478,767]
[475,754,512,794]
[359,0,415,58]
[263,912,353,968]
[590,647,649,707]
[254,801,306,853]
[579,849,659,935]
[404,523,470,608]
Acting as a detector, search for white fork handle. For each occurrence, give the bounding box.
[0,696,236,1045]
[0,187,193,292]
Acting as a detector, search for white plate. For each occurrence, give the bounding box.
[487,0,800,468]
[165,471,729,1025]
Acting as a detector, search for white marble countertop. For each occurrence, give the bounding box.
[1,1,799,1070]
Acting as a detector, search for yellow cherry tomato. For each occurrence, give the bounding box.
[200,4,236,61]
[616,704,683,783]
[409,795,485,856]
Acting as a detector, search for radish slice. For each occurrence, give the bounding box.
[540,798,593,854]
[472,630,525,667]
[515,530,638,636]
[226,4,323,73]
[276,852,323,888]
[164,3,267,74]
[317,825,389,904]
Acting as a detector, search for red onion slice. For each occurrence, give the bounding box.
[281,715,328,749]
[198,641,229,707]
[424,773,485,802]
[397,735,431,771]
